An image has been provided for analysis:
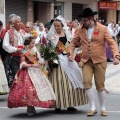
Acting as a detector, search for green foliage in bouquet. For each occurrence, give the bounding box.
[39,39,59,69]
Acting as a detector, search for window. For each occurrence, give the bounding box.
[54,2,64,18]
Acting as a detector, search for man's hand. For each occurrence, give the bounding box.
[113,57,119,65]
[68,55,74,62]
[17,48,23,53]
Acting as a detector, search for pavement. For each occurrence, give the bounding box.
[0,62,120,120]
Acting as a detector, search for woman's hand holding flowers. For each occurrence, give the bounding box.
[32,64,41,68]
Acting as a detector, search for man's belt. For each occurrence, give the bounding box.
[9,53,21,56]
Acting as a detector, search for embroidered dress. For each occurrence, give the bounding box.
[8,47,56,108]
[0,59,9,94]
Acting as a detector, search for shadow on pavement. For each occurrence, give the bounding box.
[9,109,87,119]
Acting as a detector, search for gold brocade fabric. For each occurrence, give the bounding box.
[24,49,48,77]
[24,51,37,64]
[57,41,68,53]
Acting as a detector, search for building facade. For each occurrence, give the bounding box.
[0,0,5,27]
[98,0,120,24]
[53,0,98,21]
[1,0,120,27]
[4,0,98,26]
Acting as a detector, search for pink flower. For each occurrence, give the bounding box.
[75,54,82,63]
[41,36,47,45]
[56,47,62,54]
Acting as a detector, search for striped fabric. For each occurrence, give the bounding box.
[49,65,88,108]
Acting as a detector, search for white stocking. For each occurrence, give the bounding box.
[85,88,96,110]
[97,91,106,111]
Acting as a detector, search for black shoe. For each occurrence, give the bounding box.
[32,106,37,114]
[107,59,113,62]
[67,107,77,112]
[27,106,34,116]
[55,108,61,112]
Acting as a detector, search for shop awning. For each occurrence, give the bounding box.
[98,1,117,10]
[32,0,56,3]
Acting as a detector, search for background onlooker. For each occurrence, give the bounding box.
[0,21,7,61]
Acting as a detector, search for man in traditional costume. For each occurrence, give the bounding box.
[3,15,26,87]
[68,8,120,116]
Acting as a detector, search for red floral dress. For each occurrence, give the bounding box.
[8,54,55,108]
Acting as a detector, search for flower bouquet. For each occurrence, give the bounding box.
[39,36,59,69]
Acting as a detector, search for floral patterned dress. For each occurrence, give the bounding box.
[8,48,56,108]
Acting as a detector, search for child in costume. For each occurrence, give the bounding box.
[8,36,56,116]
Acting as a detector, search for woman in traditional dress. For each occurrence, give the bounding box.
[36,22,46,39]
[0,20,9,94]
[35,23,46,46]
[0,56,9,95]
[25,22,38,38]
[8,36,56,116]
[47,16,88,112]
